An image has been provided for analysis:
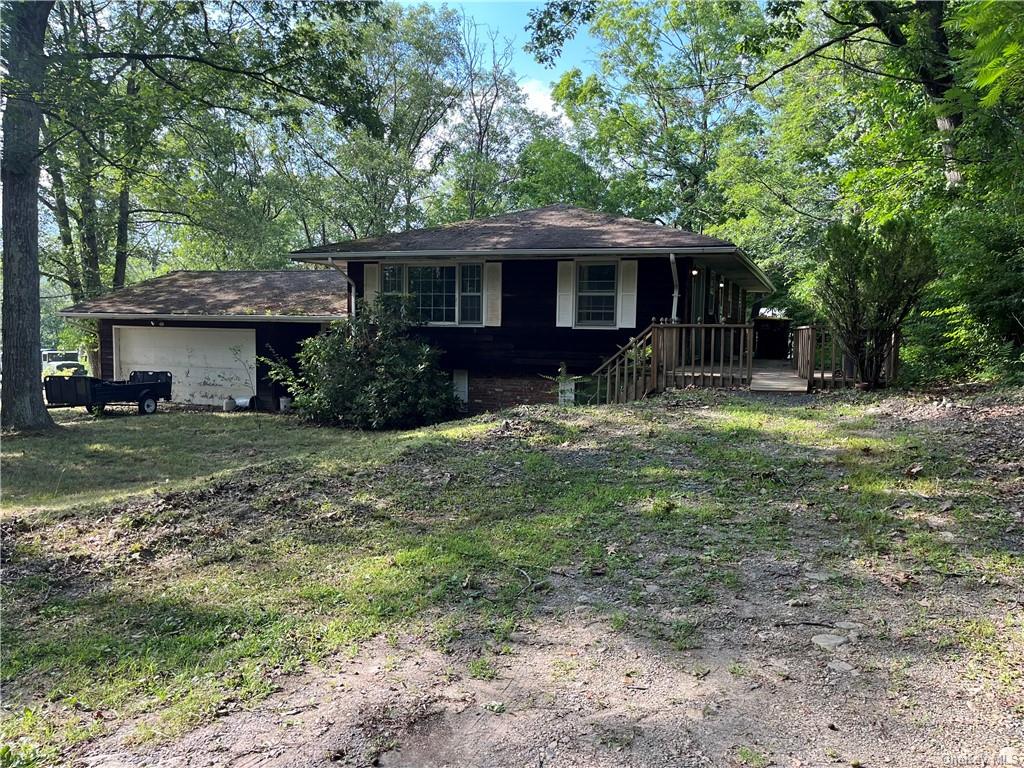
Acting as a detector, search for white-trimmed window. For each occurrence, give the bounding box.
[408,265,456,323]
[380,263,482,326]
[459,264,482,325]
[575,262,617,327]
[381,264,405,294]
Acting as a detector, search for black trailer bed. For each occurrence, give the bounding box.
[44,371,172,414]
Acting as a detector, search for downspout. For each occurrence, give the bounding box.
[327,257,356,318]
[669,253,680,322]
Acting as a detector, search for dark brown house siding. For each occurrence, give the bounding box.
[96,318,320,409]
[348,256,691,377]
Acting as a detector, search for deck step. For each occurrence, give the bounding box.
[749,369,809,393]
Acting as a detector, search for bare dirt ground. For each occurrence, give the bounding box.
[63,391,1022,768]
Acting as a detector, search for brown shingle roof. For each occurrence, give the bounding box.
[291,204,734,257]
[59,270,349,319]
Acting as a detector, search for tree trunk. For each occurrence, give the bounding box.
[76,141,104,297]
[2,0,56,431]
[113,72,139,290]
[113,179,130,289]
[45,141,84,301]
[865,0,963,188]
[916,1,962,188]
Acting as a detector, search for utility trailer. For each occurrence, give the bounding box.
[44,371,172,415]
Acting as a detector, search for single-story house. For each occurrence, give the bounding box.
[60,205,775,410]
[59,270,349,408]
[291,205,773,409]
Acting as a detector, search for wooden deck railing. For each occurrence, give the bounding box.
[592,323,656,404]
[793,326,899,389]
[592,322,754,404]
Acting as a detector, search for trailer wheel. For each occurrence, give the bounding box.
[87,404,106,417]
[139,395,158,415]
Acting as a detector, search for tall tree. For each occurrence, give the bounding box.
[448,17,523,220]
[2,1,57,430]
[745,2,970,188]
[2,1,378,430]
[295,4,464,238]
[551,0,762,232]
[510,136,610,210]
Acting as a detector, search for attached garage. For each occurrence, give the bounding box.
[113,326,257,406]
[60,270,351,410]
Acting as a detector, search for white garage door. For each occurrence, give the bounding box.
[113,326,257,406]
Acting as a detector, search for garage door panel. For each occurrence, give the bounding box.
[114,326,256,406]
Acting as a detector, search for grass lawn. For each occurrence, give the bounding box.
[2,393,1021,766]
[2,408,396,512]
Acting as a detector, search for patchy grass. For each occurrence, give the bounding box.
[735,745,771,768]
[2,391,1021,764]
[1,408,399,513]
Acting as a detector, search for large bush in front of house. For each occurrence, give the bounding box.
[267,297,459,429]
[813,217,937,388]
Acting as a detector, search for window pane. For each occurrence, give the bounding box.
[460,264,481,294]
[578,264,616,292]
[459,264,482,325]
[461,294,482,324]
[408,266,456,323]
[381,264,404,294]
[577,295,616,325]
[576,262,616,326]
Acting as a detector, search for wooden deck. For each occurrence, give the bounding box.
[592,322,899,404]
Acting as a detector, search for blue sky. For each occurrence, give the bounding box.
[406,1,601,116]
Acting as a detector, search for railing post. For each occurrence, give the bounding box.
[650,325,660,394]
[728,327,734,386]
[806,326,815,388]
[746,325,753,384]
[718,326,726,387]
[818,328,825,390]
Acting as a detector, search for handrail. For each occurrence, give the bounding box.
[647,323,754,328]
[592,321,754,404]
[591,322,656,376]
[793,325,898,389]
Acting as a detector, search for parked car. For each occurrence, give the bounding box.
[43,360,87,377]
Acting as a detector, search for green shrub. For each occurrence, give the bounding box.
[266,296,459,429]
[899,300,1023,385]
[813,217,936,387]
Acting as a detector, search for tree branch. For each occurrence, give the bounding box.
[746,23,878,91]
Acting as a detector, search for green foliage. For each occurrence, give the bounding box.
[899,302,1020,386]
[25,0,1024,389]
[708,2,1024,382]
[959,0,1024,107]
[267,297,459,429]
[813,218,937,386]
[511,137,610,210]
[525,0,597,66]
[552,0,764,232]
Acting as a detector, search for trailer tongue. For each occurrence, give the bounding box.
[44,371,173,415]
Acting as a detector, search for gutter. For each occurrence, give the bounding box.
[58,312,346,323]
[291,246,739,261]
[669,253,680,322]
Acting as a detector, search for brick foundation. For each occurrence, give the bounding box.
[467,375,558,413]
